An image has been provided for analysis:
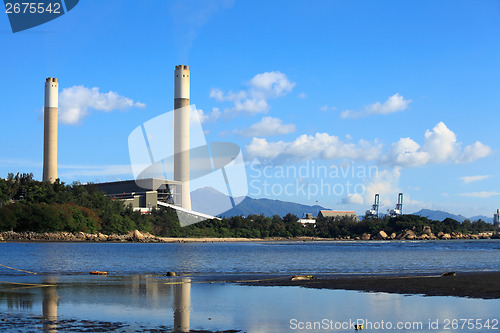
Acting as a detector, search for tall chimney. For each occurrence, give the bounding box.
[174,65,191,210]
[43,77,58,183]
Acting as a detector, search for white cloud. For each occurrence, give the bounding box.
[458,141,493,163]
[382,122,492,167]
[209,88,246,102]
[246,121,491,167]
[238,117,296,137]
[209,71,295,117]
[341,93,411,118]
[190,108,209,124]
[422,121,458,163]
[364,167,401,207]
[298,92,307,99]
[249,71,295,97]
[458,191,500,198]
[383,137,429,167]
[59,86,145,125]
[193,107,222,124]
[460,175,491,184]
[211,107,222,118]
[245,133,383,164]
[320,105,337,111]
[341,193,364,205]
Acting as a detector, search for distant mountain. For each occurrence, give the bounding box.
[412,209,493,223]
[220,196,330,218]
[191,187,238,216]
[191,187,329,218]
[191,190,494,222]
[469,215,494,224]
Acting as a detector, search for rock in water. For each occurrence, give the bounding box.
[291,275,315,281]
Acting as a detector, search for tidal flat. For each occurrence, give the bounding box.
[0,274,499,333]
[0,241,499,332]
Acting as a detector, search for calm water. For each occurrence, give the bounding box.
[0,240,499,276]
[0,240,499,332]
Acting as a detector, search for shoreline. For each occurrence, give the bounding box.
[1,269,498,300]
[242,271,500,299]
[1,231,498,243]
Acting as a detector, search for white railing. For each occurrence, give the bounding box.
[157,201,221,221]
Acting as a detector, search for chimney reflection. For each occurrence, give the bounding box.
[173,277,191,332]
[42,279,58,333]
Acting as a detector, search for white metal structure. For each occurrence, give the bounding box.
[365,193,379,218]
[388,193,403,217]
[494,209,500,229]
[157,201,221,226]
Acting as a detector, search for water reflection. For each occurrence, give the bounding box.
[173,277,191,332]
[1,274,498,333]
[0,275,194,332]
[42,279,58,333]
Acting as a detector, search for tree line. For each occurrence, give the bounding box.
[0,173,496,238]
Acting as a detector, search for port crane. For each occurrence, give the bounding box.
[365,193,379,218]
[388,193,403,217]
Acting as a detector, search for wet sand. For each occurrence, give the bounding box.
[243,271,500,299]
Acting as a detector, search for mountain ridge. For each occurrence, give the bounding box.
[191,187,329,218]
[191,188,494,222]
[411,209,493,223]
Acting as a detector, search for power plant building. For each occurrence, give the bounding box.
[94,66,196,214]
[174,65,191,210]
[43,77,58,183]
[94,178,181,212]
[318,210,359,222]
[41,67,218,222]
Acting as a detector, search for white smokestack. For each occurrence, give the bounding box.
[174,65,191,210]
[43,77,58,183]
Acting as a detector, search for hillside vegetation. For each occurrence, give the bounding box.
[0,173,495,238]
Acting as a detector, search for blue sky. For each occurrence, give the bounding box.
[1,0,499,217]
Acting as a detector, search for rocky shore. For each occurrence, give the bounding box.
[0,230,272,243]
[0,230,166,243]
[357,227,498,240]
[0,228,497,243]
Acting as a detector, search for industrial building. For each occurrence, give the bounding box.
[317,210,359,222]
[41,67,219,224]
[43,77,58,183]
[94,178,181,213]
[298,213,316,226]
[174,65,191,210]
